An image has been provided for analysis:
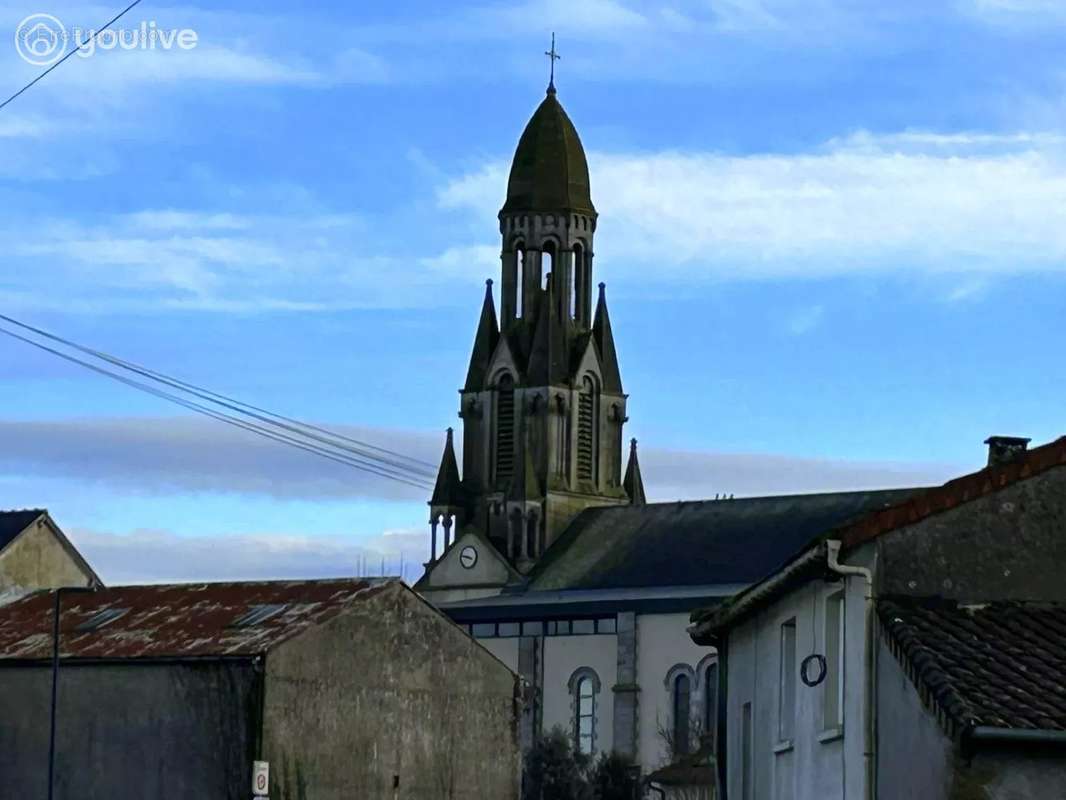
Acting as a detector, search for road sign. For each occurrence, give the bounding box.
[252,760,269,797]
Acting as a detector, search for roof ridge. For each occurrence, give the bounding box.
[842,435,1066,550]
[582,486,921,512]
[75,576,395,592]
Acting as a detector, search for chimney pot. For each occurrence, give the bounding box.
[984,436,1030,468]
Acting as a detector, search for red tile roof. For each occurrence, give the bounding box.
[841,436,1066,551]
[880,598,1066,735]
[0,578,393,660]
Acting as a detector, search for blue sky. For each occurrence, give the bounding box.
[2,0,1066,583]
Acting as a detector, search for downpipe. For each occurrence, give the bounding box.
[826,540,875,800]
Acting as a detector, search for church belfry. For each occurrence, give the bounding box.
[425,77,644,575]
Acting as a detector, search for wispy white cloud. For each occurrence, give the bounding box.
[2,208,421,312]
[440,130,1066,281]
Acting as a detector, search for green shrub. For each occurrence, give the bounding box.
[522,726,592,800]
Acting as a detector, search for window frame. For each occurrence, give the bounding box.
[568,668,601,755]
[778,617,797,746]
[664,663,695,757]
[822,589,846,734]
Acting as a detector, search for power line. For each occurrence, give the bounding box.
[0,313,437,474]
[1,0,145,114]
[0,324,434,491]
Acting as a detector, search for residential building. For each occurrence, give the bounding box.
[690,435,1066,800]
[0,509,99,595]
[0,577,520,800]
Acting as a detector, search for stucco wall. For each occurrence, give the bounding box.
[725,573,868,800]
[262,583,520,800]
[422,531,511,590]
[877,464,1066,603]
[542,632,617,753]
[0,520,93,590]
[637,612,716,771]
[0,661,257,799]
[955,748,1066,799]
[876,636,953,800]
[480,636,521,672]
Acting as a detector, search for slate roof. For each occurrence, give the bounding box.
[501,88,595,216]
[0,510,44,552]
[0,578,393,660]
[528,489,918,591]
[691,436,1066,643]
[879,598,1066,736]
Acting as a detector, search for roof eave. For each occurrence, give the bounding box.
[689,543,827,645]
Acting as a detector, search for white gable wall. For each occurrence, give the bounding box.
[637,612,716,771]
[542,633,617,752]
[724,568,869,800]
[462,607,722,776]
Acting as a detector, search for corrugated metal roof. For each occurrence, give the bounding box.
[0,509,44,552]
[0,578,394,660]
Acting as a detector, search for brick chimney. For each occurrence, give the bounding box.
[984,436,1031,468]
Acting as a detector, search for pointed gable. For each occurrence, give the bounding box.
[623,438,646,506]
[417,530,521,591]
[485,333,519,387]
[592,282,622,394]
[464,280,500,392]
[430,428,464,508]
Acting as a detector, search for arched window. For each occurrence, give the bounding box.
[568,668,600,755]
[496,374,515,483]
[577,375,597,482]
[542,240,556,290]
[702,658,718,746]
[673,673,692,755]
[572,243,584,321]
[515,245,525,318]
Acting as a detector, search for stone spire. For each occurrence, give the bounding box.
[623,438,646,506]
[592,282,622,394]
[464,280,499,391]
[430,428,464,508]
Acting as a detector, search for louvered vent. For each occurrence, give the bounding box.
[577,377,595,481]
[496,375,515,483]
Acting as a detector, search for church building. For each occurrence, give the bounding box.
[416,78,918,784]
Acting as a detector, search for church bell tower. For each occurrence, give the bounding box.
[426,78,644,576]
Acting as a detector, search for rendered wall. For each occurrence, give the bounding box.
[876,636,953,800]
[0,521,93,590]
[542,632,617,753]
[262,583,520,800]
[724,573,868,800]
[877,465,1066,603]
[637,612,717,772]
[0,661,257,799]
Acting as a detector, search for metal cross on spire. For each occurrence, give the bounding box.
[545,32,560,94]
